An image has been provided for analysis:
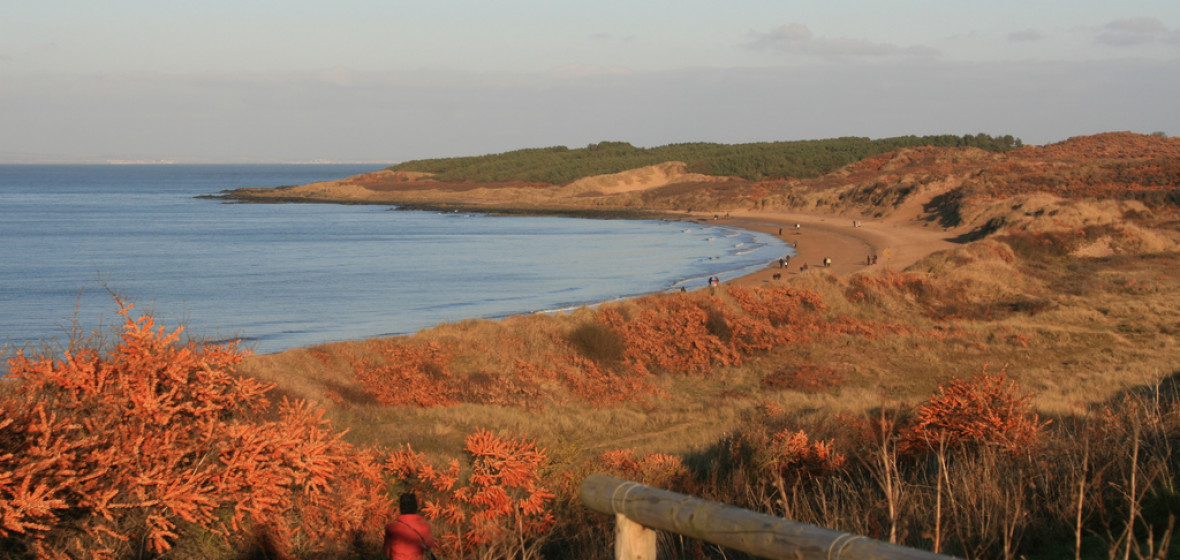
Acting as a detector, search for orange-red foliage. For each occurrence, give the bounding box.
[769,429,848,479]
[385,429,556,557]
[723,286,821,352]
[761,364,844,393]
[593,287,870,379]
[597,449,691,489]
[901,369,1048,454]
[560,355,661,406]
[0,300,390,558]
[816,132,1180,207]
[351,341,460,408]
[598,296,739,376]
[726,285,826,326]
[986,133,1180,201]
[338,286,892,409]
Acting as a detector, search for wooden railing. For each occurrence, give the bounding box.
[581,473,958,560]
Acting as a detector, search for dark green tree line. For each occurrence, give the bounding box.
[389,134,1024,184]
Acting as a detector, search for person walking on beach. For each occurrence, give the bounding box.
[385,492,435,560]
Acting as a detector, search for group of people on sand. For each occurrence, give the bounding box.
[774,253,837,274]
[789,256,830,274]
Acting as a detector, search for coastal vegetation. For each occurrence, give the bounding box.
[3,132,1179,559]
[386,134,1023,183]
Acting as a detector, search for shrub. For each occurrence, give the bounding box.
[0,300,390,558]
[761,364,844,393]
[352,341,459,407]
[598,297,738,376]
[386,429,556,559]
[769,429,848,479]
[596,449,692,490]
[567,322,626,365]
[901,368,1049,454]
[559,355,661,406]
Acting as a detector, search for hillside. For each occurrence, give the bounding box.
[7,132,1180,559]
[232,131,1179,558]
[382,134,1023,183]
[215,133,1178,229]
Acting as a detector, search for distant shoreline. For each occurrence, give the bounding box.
[203,191,682,220]
[213,189,963,307]
[205,168,970,352]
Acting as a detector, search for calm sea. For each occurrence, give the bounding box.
[0,164,790,356]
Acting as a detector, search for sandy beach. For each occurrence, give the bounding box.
[711,209,964,286]
[219,164,969,286]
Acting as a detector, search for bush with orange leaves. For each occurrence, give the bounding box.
[760,364,844,393]
[720,286,828,354]
[333,286,890,410]
[0,301,390,559]
[351,341,460,408]
[725,285,826,328]
[901,369,1049,454]
[386,429,556,560]
[768,429,848,480]
[559,354,661,406]
[591,288,842,377]
[598,296,739,376]
[597,449,692,490]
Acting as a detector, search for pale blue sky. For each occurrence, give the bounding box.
[2,1,1178,163]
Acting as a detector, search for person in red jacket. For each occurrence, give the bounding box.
[384,492,435,560]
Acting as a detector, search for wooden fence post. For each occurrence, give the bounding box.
[616,513,657,560]
[581,473,958,560]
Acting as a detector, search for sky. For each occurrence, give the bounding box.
[2,1,1178,163]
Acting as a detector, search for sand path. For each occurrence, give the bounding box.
[708,210,965,286]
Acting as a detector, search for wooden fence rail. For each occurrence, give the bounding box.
[580,473,958,560]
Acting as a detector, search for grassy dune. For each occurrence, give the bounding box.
[241,235,1180,450]
[4,132,1179,559]
[234,132,1180,558]
[228,220,1180,559]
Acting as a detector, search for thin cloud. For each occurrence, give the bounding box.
[1008,29,1046,42]
[6,58,1177,162]
[0,41,58,64]
[747,23,906,57]
[1095,17,1170,46]
[588,31,635,44]
[546,63,632,76]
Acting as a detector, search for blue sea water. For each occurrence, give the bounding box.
[0,164,791,356]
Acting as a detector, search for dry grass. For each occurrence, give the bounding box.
[10,135,1180,559]
[237,236,1170,452]
[223,210,1180,559]
[239,223,1180,452]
